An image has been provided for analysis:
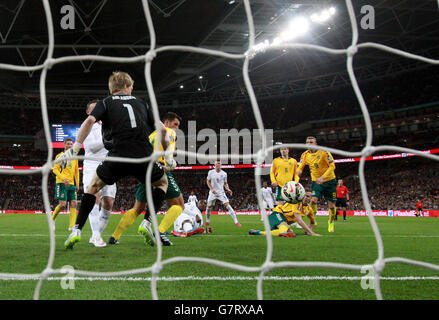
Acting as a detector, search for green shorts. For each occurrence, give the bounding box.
[136,171,181,202]
[55,183,77,201]
[274,186,283,201]
[311,178,337,202]
[268,210,287,231]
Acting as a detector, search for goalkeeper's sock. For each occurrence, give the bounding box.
[98,208,111,234]
[74,193,96,230]
[159,205,183,233]
[52,205,61,221]
[112,208,140,240]
[89,204,101,238]
[69,207,77,229]
[145,188,166,222]
[329,207,337,223]
[226,204,238,224]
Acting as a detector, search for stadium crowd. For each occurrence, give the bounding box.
[1,159,438,212]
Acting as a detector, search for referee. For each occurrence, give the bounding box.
[336,179,349,221]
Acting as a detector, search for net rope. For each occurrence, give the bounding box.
[0,0,438,300]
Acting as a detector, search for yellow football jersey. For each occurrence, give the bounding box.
[272,202,308,225]
[298,150,336,182]
[149,127,177,166]
[270,157,299,187]
[53,152,79,186]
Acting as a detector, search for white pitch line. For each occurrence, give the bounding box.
[1,275,439,281]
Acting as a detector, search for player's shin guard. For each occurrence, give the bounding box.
[226,204,238,224]
[159,205,183,233]
[89,204,101,238]
[343,210,347,220]
[205,207,211,224]
[145,188,166,221]
[98,208,111,233]
[112,208,139,240]
[329,207,336,223]
[69,207,77,229]
[75,193,96,230]
[52,205,61,221]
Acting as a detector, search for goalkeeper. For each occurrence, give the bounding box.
[249,191,320,237]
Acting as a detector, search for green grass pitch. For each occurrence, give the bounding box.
[0,213,438,300]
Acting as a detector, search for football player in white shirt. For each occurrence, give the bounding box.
[172,200,207,237]
[204,160,240,227]
[82,100,117,247]
[188,191,198,205]
[260,181,275,221]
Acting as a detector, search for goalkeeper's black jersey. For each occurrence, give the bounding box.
[91,93,155,157]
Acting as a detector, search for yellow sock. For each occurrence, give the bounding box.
[52,205,61,221]
[159,205,183,233]
[310,203,318,225]
[329,207,336,223]
[261,225,288,236]
[69,207,77,229]
[112,208,140,240]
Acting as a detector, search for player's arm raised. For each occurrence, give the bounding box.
[74,159,80,192]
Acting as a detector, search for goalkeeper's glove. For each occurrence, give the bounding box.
[164,155,177,171]
[59,142,81,169]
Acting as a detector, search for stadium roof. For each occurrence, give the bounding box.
[1,0,439,107]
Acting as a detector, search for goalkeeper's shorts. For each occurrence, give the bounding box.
[96,155,164,186]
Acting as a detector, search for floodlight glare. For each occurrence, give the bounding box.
[289,17,309,35]
[320,10,330,21]
[329,7,336,15]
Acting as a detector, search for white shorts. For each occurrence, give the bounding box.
[83,168,116,199]
[207,191,229,207]
[262,200,274,210]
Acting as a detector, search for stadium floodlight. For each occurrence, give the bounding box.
[179,85,184,89]
[329,7,336,15]
[198,75,203,79]
[289,17,309,36]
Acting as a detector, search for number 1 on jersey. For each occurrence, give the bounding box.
[123,103,137,128]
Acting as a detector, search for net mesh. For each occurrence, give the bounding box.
[0,0,439,300]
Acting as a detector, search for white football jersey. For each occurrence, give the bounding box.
[260,187,273,202]
[207,169,227,194]
[188,194,198,204]
[174,202,203,232]
[83,122,108,169]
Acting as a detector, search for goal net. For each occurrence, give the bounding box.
[0,0,438,300]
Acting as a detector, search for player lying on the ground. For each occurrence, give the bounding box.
[249,191,321,237]
[171,200,207,238]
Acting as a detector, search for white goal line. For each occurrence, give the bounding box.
[1,275,438,282]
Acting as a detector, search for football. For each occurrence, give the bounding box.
[281,181,306,204]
